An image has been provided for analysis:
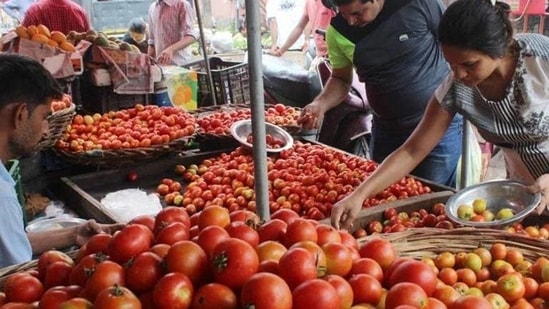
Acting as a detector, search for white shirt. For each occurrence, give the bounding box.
[266,0,306,50]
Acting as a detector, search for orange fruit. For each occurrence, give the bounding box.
[50,31,67,44]
[37,24,50,38]
[59,41,76,53]
[15,26,29,39]
[46,39,58,48]
[26,25,38,37]
[31,33,49,44]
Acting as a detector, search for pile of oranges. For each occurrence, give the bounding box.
[14,24,76,53]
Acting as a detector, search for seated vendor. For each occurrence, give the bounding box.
[122,17,148,53]
[0,54,124,268]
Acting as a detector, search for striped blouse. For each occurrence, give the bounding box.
[435,33,549,183]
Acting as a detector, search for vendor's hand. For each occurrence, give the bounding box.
[298,102,324,129]
[531,174,549,215]
[157,48,174,65]
[266,47,282,57]
[330,192,364,230]
[76,219,125,247]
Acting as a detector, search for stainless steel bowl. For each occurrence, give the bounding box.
[445,180,541,229]
[230,119,294,153]
[25,217,88,233]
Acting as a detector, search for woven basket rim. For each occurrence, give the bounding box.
[38,103,77,149]
[55,135,193,166]
[359,227,549,262]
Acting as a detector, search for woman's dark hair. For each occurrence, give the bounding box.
[128,17,147,34]
[438,0,514,58]
[0,54,62,113]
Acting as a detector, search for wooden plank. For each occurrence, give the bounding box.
[319,191,455,231]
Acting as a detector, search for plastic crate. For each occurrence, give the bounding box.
[183,57,250,106]
[6,160,26,225]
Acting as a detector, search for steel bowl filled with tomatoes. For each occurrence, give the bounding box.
[445,179,541,229]
[230,119,294,153]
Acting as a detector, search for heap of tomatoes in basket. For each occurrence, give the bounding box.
[51,94,73,112]
[55,105,196,152]
[2,205,549,309]
[196,103,300,135]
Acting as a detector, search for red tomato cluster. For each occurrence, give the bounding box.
[156,141,432,220]
[56,104,196,152]
[196,103,301,135]
[3,207,549,309]
[51,94,72,112]
[245,133,285,149]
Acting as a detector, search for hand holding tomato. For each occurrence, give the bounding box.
[330,192,364,230]
[298,101,324,129]
[75,219,125,247]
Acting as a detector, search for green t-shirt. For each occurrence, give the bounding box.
[326,25,355,70]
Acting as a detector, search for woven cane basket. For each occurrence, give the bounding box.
[360,227,549,262]
[38,103,76,150]
[0,250,77,290]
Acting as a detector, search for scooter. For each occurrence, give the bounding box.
[259,37,372,159]
[309,50,372,159]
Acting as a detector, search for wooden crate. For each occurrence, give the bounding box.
[319,191,455,231]
[57,140,455,224]
[57,150,227,223]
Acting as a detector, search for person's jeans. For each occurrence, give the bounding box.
[370,116,462,188]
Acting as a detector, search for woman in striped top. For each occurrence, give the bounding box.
[331,0,549,230]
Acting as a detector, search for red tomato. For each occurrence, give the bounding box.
[240,273,292,309]
[278,247,318,290]
[197,205,231,230]
[43,261,73,289]
[348,273,383,305]
[154,221,190,245]
[389,260,438,296]
[75,233,112,262]
[195,225,230,258]
[229,209,260,225]
[153,206,191,234]
[37,250,74,281]
[348,257,384,282]
[322,242,353,277]
[257,219,287,243]
[225,221,259,248]
[165,240,209,286]
[283,218,318,247]
[4,273,44,303]
[107,223,154,264]
[292,279,340,309]
[39,288,72,309]
[385,282,428,309]
[69,253,107,287]
[496,273,526,303]
[316,224,342,246]
[359,237,396,269]
[210,238,259,289]
[338,230,359,250]
[125,251,163,294]
[94,285,140,309]
[152,273,194,309]
[127,171,138,182]
[0,303,36,309]
[128,215,155,232]
[191,283,237,309]
[271,208,299,224]
[57,297,93,309]
[449,295,492,309]
[81,260,125,302]
[323,275,354,309]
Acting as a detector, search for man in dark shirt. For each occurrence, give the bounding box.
[300,0,462,187]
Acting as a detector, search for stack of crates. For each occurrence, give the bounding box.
[6,160,26,225]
